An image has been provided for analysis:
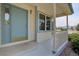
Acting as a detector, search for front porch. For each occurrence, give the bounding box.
[0,32,68,56]
[0,3,74,56]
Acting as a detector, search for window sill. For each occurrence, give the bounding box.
[37,30,52,33]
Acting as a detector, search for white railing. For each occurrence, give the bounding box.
[55,31,68,50]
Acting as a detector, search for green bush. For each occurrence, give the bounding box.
[68,33,79,55]
[68,33,79,42]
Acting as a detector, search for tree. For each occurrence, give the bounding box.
[76,24,79,31]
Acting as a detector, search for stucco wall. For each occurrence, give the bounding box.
[55,31,68,50]
[0,4,1,45]
[10,3,36,41]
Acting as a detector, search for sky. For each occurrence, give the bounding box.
[56,3,79,27]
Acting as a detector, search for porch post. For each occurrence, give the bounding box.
[0,4,2,45]
[52,3,56,53]
[66,15,69,39]
[35,6,37,41]
[66,15,68,31]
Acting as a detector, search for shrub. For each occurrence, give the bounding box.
[68,33,79,42]
[68,33,79,55]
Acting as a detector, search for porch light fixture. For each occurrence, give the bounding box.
[30,10,32,14]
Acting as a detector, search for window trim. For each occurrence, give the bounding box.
[46,16,52,31]
[38,11,52,32]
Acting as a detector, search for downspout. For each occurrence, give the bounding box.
[52,3,56,54]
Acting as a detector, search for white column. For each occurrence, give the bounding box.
[0,4,2,45]
[66,15,68,39]
[52,3,56,53]
[66,16,68,31]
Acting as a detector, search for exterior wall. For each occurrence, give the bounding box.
[37,32,52,42]
[0,4,1,45]
[10,3,36,41]
[55,31,68,51]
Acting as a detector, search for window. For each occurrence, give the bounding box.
[39,13,45,30]
[38,12,51,31]
[46,16,51,30]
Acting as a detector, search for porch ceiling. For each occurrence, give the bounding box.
[30,3,73,17]
[56,3,73,17]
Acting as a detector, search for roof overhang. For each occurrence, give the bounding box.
[56,3,74,17]
[30,3,74,17]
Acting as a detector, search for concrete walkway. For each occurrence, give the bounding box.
[60,42,78,56]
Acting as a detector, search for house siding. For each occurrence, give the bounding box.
[37,32,52,42]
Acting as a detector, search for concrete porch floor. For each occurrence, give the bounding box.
[0,39,53,56]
